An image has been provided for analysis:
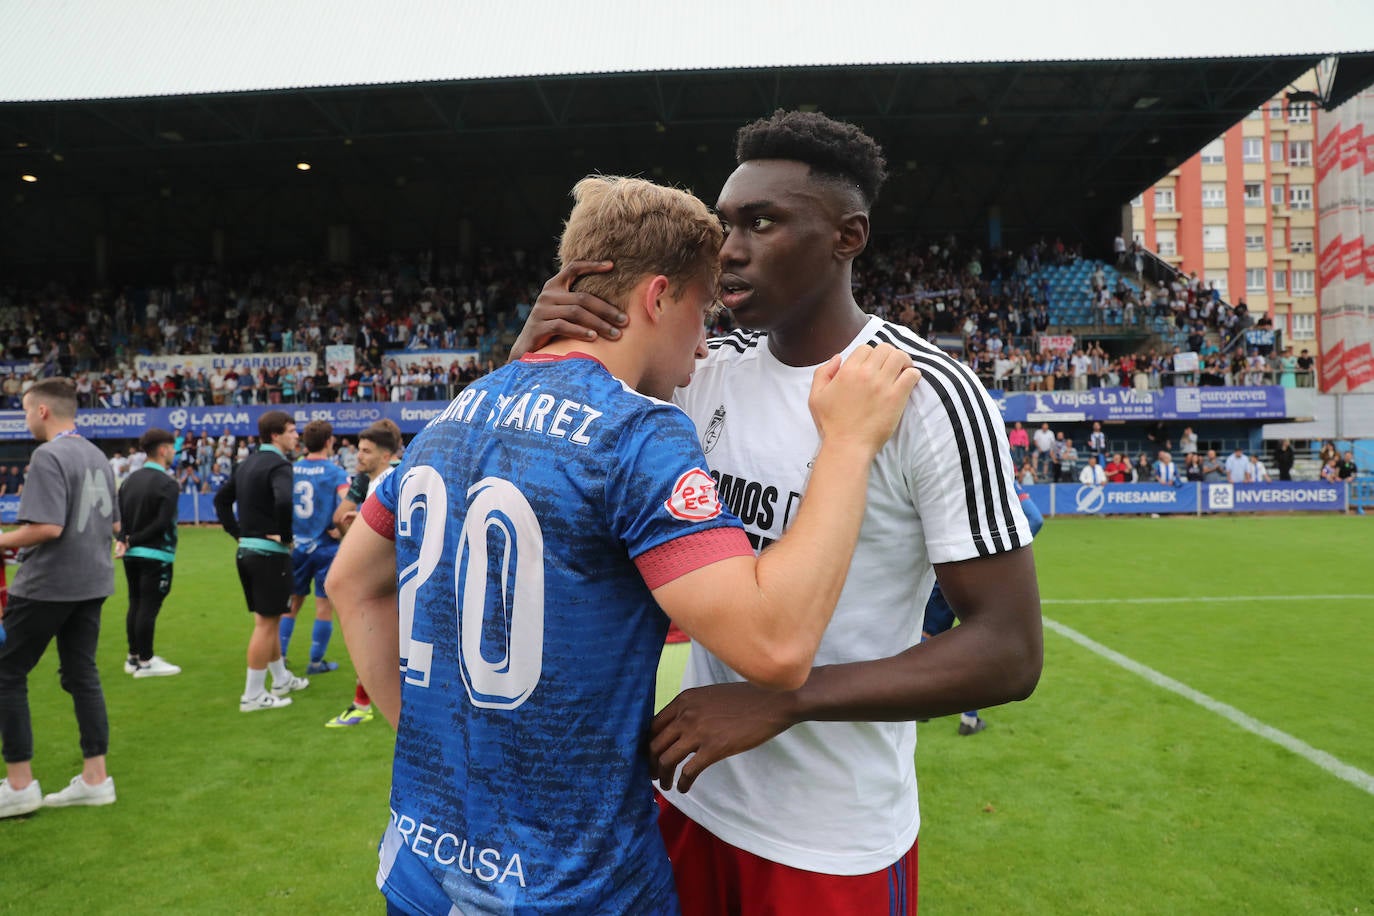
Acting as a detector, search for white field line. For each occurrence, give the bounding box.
[1042,594,1374,605]
[1042,616,1374,797]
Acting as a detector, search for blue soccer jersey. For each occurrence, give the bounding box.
[292,457,348,554]
[364,353,751,916]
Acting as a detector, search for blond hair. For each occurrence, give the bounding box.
[558,175,722,308]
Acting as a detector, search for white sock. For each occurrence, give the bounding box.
[960,713,981,727]
[244,668,268,699]
[268,658,289,684]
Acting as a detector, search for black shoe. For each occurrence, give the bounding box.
[957,718,987,736]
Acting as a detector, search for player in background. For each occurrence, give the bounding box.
[327,175,919,914]
[324,419,401,728]
[0,378,120,816]
[117,427,182,678]
[515,110,1043,914]
[213,411,310,712]
[282,420,349,675]
[922,483,1045,735]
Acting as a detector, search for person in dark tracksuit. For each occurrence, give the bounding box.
[213,411,309,712]
[117,427,181,679]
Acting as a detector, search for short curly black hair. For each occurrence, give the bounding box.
[735,109,888,208]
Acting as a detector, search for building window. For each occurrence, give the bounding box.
[1130,194,1143,207]
[1202,182,1227,207]
[1200,138,1226,164]
[1273,270,1287,292]
[1211,276,1229,298]
[1288,102,1311,123]
[1289,185,1313,210]
[1291,238,1314,254]
[1156,229,1177,257]
[1203,226,1228,251]
[1245,231,1265,251]
[1287,140,1313,167]
[1272,184,1286,206]
[1292,313,1315,338]
[1246,109,1263,121]
[1292,270,1315,295]
[1271,140,1284,162]
[1273,226,1286,249]
[1154,188,1175,211]
[1246,268,1267,292]
[1243,183,1264,206]
[1269,100,1283,118]
[1242,138,1263,163]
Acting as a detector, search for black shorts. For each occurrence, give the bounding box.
[235,549,292,617]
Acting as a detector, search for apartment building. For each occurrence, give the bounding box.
[1129,76,1320,346]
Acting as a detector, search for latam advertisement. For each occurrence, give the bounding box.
[1021,482,1348,517]
[0,403,451,441]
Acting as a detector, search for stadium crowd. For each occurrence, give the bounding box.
[0,234,1312,410]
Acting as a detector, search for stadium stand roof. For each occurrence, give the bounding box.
[3,1,1374,273]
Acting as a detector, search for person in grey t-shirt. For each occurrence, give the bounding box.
[0,378,120,819]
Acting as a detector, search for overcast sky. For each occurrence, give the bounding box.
[2,0,1372,101]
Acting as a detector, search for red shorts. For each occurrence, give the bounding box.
[657,794,917,915]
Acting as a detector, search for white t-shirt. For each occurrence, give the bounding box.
[663,316,1032,874]
[1033,427,1055,453]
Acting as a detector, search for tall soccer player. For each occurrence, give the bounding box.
[282,420,349,675]
[117,427,182,678]
[327,175,919,914]
[213,411,310,712]
[516,110,1044,913]
[325,419,401,728]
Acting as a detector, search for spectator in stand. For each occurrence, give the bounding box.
[1225,447,1250,483]
[1179,426,1198,458]
[1033,423,1055,478]
[1079,454,1106,486]
[1007,422,1029,468]
[1319,441,1338,467]
[1247,454,1271,483]
[1183,453,1204,482]
[1018,459,1037,487]
[1104,453,1130,484]
[1154,451,1179,486]
[1057,438,1079,483]
[1274,440,1295,481]
[1087,422,1106,463]
[1296,349,1315,386]
[1132,453,1151,483]
[1319,457,1340,482]
[1337,451,1358,483]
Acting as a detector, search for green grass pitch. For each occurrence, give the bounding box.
[5,517,1372,914]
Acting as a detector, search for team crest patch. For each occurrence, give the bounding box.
[665,468,722,522]
[702,405,726,454]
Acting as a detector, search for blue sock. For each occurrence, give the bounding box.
[311,619,333,664]
[279,616,296,658]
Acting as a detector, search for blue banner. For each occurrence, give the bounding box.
[1200,481,1347,513]
[0,494,18,524]
[1024,481,1348,517]
[0,385,1306,441]
[0,402,454,441]
[987,386,1291,422]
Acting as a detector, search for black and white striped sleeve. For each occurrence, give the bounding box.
[874,324,1032,563]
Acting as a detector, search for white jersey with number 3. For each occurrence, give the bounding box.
[663,315,1032,874]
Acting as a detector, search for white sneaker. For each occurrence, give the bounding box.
[42,775,116,808]
[133,656,182,678]
[240,692,293,712]
[270,673,309,698]
[123,658,139,675]
[0,778,42,818]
